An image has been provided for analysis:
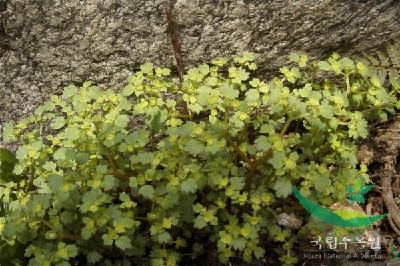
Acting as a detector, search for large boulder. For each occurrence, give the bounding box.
[0,0,399,142]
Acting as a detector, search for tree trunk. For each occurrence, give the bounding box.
[0,0,399,135]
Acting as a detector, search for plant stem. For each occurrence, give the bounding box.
[362,103,393,114]
[245,115,300,191]
[222,132,252,167]
[107,152,129,181]
[280,117,292,137]
[42,220,80,241]
[25,162,35,192]
[345,73,350,94]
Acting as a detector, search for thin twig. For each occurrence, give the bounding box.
[163,0,184,85]
[107,153,129,181]
[42,220,80,241]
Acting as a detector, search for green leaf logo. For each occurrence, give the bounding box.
[293,187,386,227]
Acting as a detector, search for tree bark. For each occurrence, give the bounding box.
[0,0,399,137]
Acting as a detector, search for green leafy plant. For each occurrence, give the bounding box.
[0,148,25,264]
[0,147,19,183]
[356,37,400,90]
[0,52,399,265]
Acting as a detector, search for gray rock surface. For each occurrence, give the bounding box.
[0,0,399,144]
[277,212,302,229]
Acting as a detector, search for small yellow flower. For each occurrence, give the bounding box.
[286,159,296,170]
[240,227,250,238]
[169,176,179,186]
[52,137,60,145]
[89,205,98,212]
[33,202,42,213]
[28,150,37,158]
[215,198,226,209]
[203,211,214,222]
[57,248,68,259]
[160,249,168,257]
[0,218,5,234]
[62,183,70,192]
[85,219,95,230]
[238,112,248,121]
[261,193,271,205]
[151,157,161,166]
[189,96,197,104]
[169,118,180,127]
[239,192,248,205]
[250,216,261,225]
[163,218,172,229]
[192,125,203,135]
[220,233,232,244]
[114,223,125,233]
[219,178,228,188]
[175,237,186,248]
[92,180,101,188]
